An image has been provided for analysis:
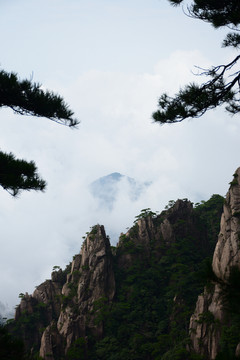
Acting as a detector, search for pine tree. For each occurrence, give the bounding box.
[153,0,240,124]
[0,69,79,196]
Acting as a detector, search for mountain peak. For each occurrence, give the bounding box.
[90,172,150,210]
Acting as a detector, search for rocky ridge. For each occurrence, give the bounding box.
[189,167,240,359]
[10,191,226,359]
[13,225,115,359]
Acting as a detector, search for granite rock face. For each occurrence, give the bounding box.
[14,271,65,352]
[41,225,115,358]
[14,225,115,358]
[189,284,224,359]
[117,199,196,270]
[212,168,240,281]
[189,168,240,359]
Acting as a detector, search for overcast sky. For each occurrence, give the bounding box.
[1,0,240,317]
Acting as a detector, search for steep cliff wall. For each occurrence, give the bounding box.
[189,168,240,359]
[13,225,115,359]
[213,168,240,281]
[13,269,66,352]
[117,199,199,269]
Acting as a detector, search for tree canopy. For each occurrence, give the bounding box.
[152,0,240,124]
[0,69,79,196]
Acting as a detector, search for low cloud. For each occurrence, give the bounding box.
[0,50,240,313]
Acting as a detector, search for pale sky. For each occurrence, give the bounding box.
[0,0,240,317]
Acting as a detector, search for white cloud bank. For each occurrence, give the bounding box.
[0,49,240,317]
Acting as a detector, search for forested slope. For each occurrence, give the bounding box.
[2,193,225,360]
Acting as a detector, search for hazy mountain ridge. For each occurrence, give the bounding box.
[89,172,151,210]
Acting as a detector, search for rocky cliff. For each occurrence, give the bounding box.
[189,167,240,359]
[9,194,224,359]
[12,225,115,359]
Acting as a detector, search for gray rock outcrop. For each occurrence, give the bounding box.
[189,168,240,359]
[14,225,115,358]
[212,168,240,281]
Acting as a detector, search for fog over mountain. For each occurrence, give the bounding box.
[90,172,151,210]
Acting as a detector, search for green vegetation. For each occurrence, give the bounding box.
[230,172,239,187]
[85,195,224,359]
[67,337,87,360]
[52,266,61,271]
[215,267,240,359]
[164,200,176,210]
[0,324,29,360]
[4,194,226,359]
[134,208,157,223]
[194,194,224,254]
[119,234,136,254]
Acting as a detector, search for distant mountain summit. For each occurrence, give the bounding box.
[90,172,150,210]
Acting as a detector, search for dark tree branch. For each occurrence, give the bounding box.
[0,151,46,196]
[153,55,240,124]
[0,70,79,127]
[0,69,79,196]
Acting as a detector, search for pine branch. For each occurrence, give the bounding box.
[0,151,46,196]
[0,70,79,127]
[153,55,240,124]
